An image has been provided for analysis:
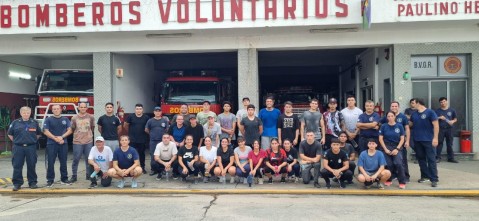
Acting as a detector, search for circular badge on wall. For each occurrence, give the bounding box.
[444,57,462,74]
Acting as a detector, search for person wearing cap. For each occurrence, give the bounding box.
[204,115,222,147]
[168,115,187,148]
[87,136,113,188]
[218,101,236,145]
[357,139,391,189]
[301,99,325,146]
[145,106,170,176]
[70,102,95,183]
[259,96,281,150]
[196,101,217,126]
[236,97,257,139]
[123,103,150,174]
[97,102,122,152]
[323,98,345,151]
[8,106,42,191]
[320,138,352,189]
[171,104,191,127]
[185,114,204,148]
[357,100,381,154]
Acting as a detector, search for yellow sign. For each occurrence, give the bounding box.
[52,97,79,103]
[168,106,202,114]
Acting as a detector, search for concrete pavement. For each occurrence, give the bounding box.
[1,149,479,196]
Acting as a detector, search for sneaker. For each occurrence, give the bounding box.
[258,178,264,185]
[399,184,406,189]
[173,174,179,180]
[385,181,392,186]
[89,182,97,189]
[182,177,187,182]
[268,178,273,184]
[230,177,235,184]
[156,174,162,181]
[339,181,346,188]
[203,177,209,183]
[149,171,158,176]
[325,183,331,189]
[448,159,459,163]
[46,181,54,188]
[117,179,125,188]
[280,177,286,183]
[142,168,147,174]
[314,182,321,188]
[131,179,138,188]
[12,185,21,191]
[347,180,354,185]
[69,176,77,183]
[377,183,384,190]
[294,177,299,183]
[418,178,430,183]
[61,180,72,185]
[243,177,248,184]
[29,184,38,189]
[219,177,225,183]
[239,177,244,183]
[332,177,339,183]
[431,181,438,187]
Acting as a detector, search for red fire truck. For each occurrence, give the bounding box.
[34,69,94,126]
[159,71,235,118]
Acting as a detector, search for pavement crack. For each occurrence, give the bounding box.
[0,197,43,213]
[200,194,218,221]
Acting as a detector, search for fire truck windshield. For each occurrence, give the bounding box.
[40,71,93,93]
[163,82,217,103]
[277,93,315,104]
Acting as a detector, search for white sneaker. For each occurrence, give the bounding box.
[258,178,264,185]
[243,177,248,184]
[230,177,235,184]
[294,177,299,183]
[131,178,138,188]
[117,179,125,188]
[219,176,225,183]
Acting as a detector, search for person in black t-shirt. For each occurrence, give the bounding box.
[97,102,122,152]
[123,104,150,174]
[264,138,288,184]
[177,135,200,183]
[214,138,236,183]
[339,131,356,184]
[283,139,300,183]
[320,138,352,189]
[277,101,300,147]
[185,115,204,148]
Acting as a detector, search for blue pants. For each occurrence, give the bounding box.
[72,143,93,178]
[236,163,251,178]
[12,144,37,186]
[384,143,406,184]
[46,143,69,182]
[288,164,301,177]
[415,141,438,182]
[401,148,410,179]
[437,127,454,160]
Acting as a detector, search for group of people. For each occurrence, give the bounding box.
[8,95,457,191]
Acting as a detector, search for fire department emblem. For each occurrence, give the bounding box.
[444,57,461,74]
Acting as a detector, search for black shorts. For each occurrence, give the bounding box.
[265,166,287,174]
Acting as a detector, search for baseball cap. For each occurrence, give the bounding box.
[329,98,338,104]
[154,106,162,111]
[95,136,105,142]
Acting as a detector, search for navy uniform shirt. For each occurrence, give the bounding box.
[411,109,438,142]
[435,108,457,129]
[357,112,380,138]
[8,118,41,145]
[380,113,409,128]
[43,116,71,145]
[146,117,170,141]
[379,123,405,144]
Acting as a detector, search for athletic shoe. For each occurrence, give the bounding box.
[173,174,179,180]
[149,171,158,176]
[29,184,38,189]
[46,181,54,188]
[243,177,248,184]
[142,169,147,174]
[314,182,321,188]
[68,176,77,183]
[431,181,438,187]
[399,184,406,189]
[61,180,72,185]
[294,177,299,183]
[418,178,430,183]
[377,183,385,190]
[230,177,235,184]
[347,180,354,185]
[182,177,187,182]
[339,181,346,188]
[203,177,209,183]
[117,179,125,188]
[325,183,331,189]
[448,159,459,163]
[332,177,339,183]
[131,179,138,188]
[280,177,286,183]
[268,178,273,184]
[89,182,97,189]
[385,181,392,186]
[258,178,264,185]
[12,185,21,191]
[219,176,225,183]
[239,177,244,183]
[156,174,162,181]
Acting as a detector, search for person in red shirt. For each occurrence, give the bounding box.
[248,140,266,185]
[264,138,288,184]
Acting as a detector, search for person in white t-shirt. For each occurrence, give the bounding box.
[340,95,363,151]
[199,137,218,183]
[152,133,179,181]
[88,136,113,188]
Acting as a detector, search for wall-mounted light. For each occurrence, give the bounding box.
[9,71,31,80]
[403,71,410,80]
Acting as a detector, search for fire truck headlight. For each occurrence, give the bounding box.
[42,97,51,102]
[79,97,88,102]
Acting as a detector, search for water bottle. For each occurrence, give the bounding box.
[90,171,98,178]
[165,171,170,182]
[222,176,226,185]
[188,161,195,171]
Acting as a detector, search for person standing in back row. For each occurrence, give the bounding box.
[236,97,256,139]
[97,102,122,152]
[145,106,170,176]
[259,96,281,150]
[70,102,95,183]
[435,97,458,163]
[410,99,439,187]
[124,104,150,174]
[277,101,300,147]
[357,100,380,154]
[301,99,325,145]
[239,105,263,147]
[323,98,344,151]
[197,101,217,126]
[341,95,362,151]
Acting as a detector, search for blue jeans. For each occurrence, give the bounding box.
[236,163,251,178]
[437,127,454,160]
[46,143,69,182]
[12,144,37,186]
[415,141,438,182]
[384,143,406,184]
[72,143,93,178]
[288,164,301,177]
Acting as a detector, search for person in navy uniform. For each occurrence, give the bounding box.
[43,104,73,187]
[8,106,42,191]
[435,97,458,163]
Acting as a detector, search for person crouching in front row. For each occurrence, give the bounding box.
[108,135,143,188]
